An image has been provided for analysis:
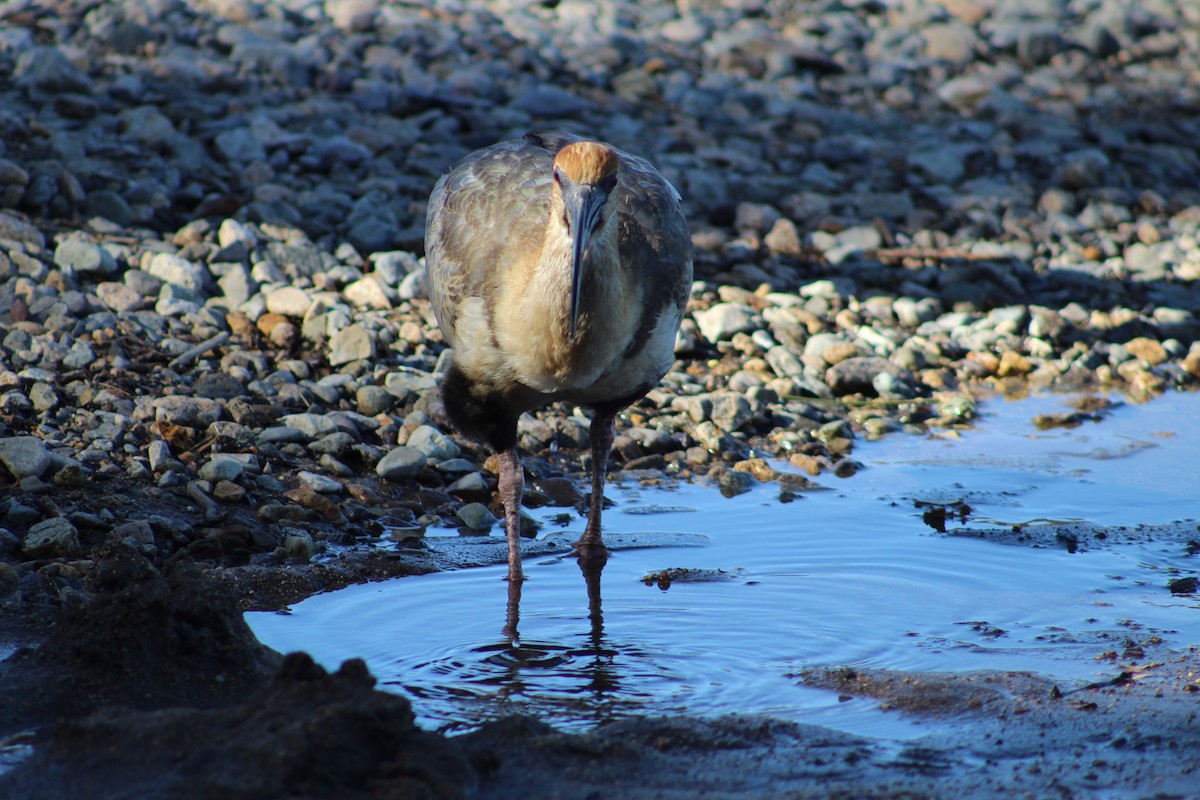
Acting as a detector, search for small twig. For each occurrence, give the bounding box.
[168,331,230,370]
[1058,671,1135,696]
[873,247,1015,263]
[186,480,223,523]
[33,219,145,245]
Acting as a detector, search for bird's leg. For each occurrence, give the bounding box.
[497,446,525,583]
[503,572,522,646]
[575,412,615,568]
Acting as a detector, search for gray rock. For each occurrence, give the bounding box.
[456,502,497,530]
[765,345,805,378]
[0,436,51,480]
[54,236,116,274]
[284,530,316,560]
[710,393,754,432]
[672,394,712,423]
[343,277,393,309]
[717,469,755,497]
[763,218,803,257]
[153,396,222,427]
[23,517,81,558]
[826,357,915,397]
[308,432,356,456]
[265,286,314,317]
[147,252,208,293]
[29,383,58,412]
[376,445,426,480]
[124,269,165,296]
[327,323,376,366]
[1017,23,1064,66]
[280,413,340,438]
[872,371,919,400]
[935,74,994,111]
[355,386,394,416]
[96,282,145,313]
[893,297,943,328]
[147,440,174,472]
[694,303,758,343]
[217,266,257,306]
[214,127,267,163]
[447,471,490,500]
[85,190,135,225]
[435,458,475,474]
[297,470,344,493]
[385,368,438,395]
[218,218,258,249]
[199,454,245,483]
[15,46,93,94]
[907,147,965,186]
[371,251,420,284]
[510,85,595,116]
[406,425,461,460]
[326,0,381,31]
[1054,149,1110,190]
[61,341,95,369]
[258,426,308,444]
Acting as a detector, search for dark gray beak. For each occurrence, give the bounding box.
[563,183,608,339]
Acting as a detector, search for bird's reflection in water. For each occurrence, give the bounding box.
[454,557,627,724]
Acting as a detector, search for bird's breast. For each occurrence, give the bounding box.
[491,241,641,398]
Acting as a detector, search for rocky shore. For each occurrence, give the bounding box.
[2,0,1199,796]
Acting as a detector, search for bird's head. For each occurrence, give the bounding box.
[552,142,622,339]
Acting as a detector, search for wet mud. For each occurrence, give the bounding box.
[4,528,1200,799]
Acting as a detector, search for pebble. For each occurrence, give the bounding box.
[199,455,245,483]
[22,517,81,559]
[146,252,208,293]
[280,413,340,439]
[327,323,376,365]
[405,425,461,461]
[456,502,498,531]
[266,287,315,317]
[355,386,395,416]
[447,471,490,498]
[297,470,345,494]
[0,0,1191,600]
[376,446,426,480]
[0,436,51,480]
[694,303,758,343]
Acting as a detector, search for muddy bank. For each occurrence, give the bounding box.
[4,545,1200,799]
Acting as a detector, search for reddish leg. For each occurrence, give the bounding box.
[575,412,614,568]
[497,446,525,583]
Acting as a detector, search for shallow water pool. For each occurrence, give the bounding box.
[248,390,1200,739]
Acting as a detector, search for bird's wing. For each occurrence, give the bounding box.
[610,150,695,356]
[425,138,554,348]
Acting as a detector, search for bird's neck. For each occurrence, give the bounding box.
[531,212,620,340]
[490,210,629,394]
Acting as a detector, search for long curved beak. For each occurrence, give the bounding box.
[564,184,607,340]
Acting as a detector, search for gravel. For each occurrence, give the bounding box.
[0,0,1196,666]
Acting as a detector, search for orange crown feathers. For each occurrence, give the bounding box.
[554,141,621,185]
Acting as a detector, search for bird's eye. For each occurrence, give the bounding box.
[553,169,563,185]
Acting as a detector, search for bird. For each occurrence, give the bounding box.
[425,130,693,583]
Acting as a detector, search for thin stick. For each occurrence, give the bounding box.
[186,480,223,523]
[168,331,230,369]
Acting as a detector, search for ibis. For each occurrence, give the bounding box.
[425,130,693,582]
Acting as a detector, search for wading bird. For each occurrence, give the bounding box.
[425,130,693,583]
